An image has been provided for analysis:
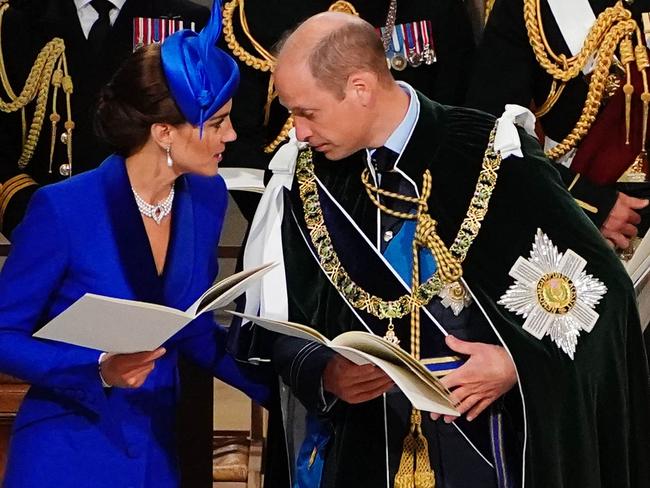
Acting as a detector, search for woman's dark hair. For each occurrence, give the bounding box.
[94,44,186,156]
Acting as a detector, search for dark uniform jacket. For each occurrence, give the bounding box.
[0,0,209,235]
[220,0,475,221]
[466,0,650,228]
[273,93,650,487]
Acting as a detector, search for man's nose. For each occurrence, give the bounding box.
[294,118,312,142]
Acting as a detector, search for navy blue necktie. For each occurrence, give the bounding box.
[88,0,115,52]
[371,146,399,173]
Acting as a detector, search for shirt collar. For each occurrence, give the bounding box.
[366,81,420,173]
[383,81,419,156]
[74,0,127,11]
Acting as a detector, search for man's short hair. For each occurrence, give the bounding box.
[307,20,392,99]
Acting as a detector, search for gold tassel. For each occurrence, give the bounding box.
[394,422,416,488]
[394,409,436,488]
[623,30,650,182]
[394,181,437,488]
[620,36,635,144]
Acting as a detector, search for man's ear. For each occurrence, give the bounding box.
[347,71,376,107]
[150,123,173,148]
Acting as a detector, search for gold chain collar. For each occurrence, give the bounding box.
[295,123,502,322]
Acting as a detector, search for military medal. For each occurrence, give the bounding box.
[152,18,161,44]
[420,20,436,65]
[403,23,422,67]
[133,17,196,52]
[498,229,607,359]
[133,17,145,51]
[391,27,408,71]
[379,24,407,71]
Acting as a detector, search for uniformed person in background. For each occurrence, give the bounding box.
[466,0,650,251]
[219,0,476,222]
[0,0,209,237]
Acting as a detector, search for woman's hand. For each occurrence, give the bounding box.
[99,347,166,388]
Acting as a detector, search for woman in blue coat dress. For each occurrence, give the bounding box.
[0,2,268,486]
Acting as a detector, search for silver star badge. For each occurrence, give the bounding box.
[498,229,607,359]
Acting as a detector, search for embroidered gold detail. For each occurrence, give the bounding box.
[536,272,577,314]
[0,174,37,229]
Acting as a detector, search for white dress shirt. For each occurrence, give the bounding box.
[74,0,127,39]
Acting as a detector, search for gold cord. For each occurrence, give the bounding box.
[222,0,291,153]
[328,1,359,16]
[621,35,635,143]
[524,0,638,160]
[361,170,463,283]
[299,125,501,488]
[0,3,74,172]
[484,0,497,25]
[222,0,358,154]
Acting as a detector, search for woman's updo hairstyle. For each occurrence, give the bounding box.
[94,44,186,156]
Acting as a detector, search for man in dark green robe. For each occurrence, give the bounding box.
[243,11,650,488]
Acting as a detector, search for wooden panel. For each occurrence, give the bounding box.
[0,375,28,482]
[0,417,13,481]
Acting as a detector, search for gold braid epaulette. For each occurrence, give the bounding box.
[295,123,502,322]
[523,0,637,161]
[0,3,74,172]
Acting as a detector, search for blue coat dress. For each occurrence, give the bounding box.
[0,155,269,487]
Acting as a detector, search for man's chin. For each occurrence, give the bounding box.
[319,147,350,161]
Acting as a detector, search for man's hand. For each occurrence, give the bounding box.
[323,354,394,404]
[600,193,648,249]
[99,348,166,388]
[430,336,516,423]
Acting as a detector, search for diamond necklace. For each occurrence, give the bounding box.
[132,186,175,225]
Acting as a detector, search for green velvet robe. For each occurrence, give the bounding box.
[275,93,650,487]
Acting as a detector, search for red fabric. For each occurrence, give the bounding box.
[570,67,649,185]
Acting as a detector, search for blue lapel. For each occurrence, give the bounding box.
[100,155,164,304]
[162,175,196,310]
[99,154,196,309]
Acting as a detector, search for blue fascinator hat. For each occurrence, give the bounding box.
[161,0,238,133]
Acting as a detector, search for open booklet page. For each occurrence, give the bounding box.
[33,262,276,353]
[186,262,277,316]
[230,312,459,415]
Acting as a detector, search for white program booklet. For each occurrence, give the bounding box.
[33,262,276,353]
[230,311,460,416]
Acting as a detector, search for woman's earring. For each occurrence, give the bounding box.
[166,145,173,168]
